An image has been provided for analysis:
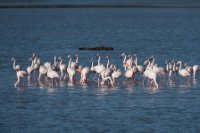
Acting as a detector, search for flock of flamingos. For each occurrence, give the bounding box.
[11,53,199,88]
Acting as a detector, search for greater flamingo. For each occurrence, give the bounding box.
[46,64,59,86]
[15,69,28,87]
[67,55,76,83]
[58,56,67,81]
[177,61,190,80]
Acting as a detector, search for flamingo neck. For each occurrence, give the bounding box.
[124,64,127,71]
[151,58,155,66]
[54,57,57,66]
[76,57,78,64]
[91,61,94,69]
[147,60,151,69]
[123,55,126,63]
[135,57,138,66]
[68,58,72,68]
[179,61,182,70]
[98,56,100,65]
[107,59,110,68]
[13,59,16,70]
[31,59,34,68]
[60,58,63,65]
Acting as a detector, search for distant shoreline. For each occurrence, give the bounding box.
[0,4,200,8]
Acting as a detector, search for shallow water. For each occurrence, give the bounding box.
[0,8,200,132]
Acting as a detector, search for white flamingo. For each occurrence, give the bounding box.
[46,65,59,86]
[93,54,106,74]
[58,56,67,81]
[177,61,190,80]
[79,66,90,84]
[121,53,133,68]
[15,69,28,87]
[38,65,47,81]
[124,63,134,82]
[27,58,34,81]
[111,66,122,85]
[67,55,76,83]
[70,54,78,68]
[134,54,145,74]
[101,55,112,78]
[143,59,158,88]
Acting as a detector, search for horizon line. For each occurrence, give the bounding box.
[0,3,200,8]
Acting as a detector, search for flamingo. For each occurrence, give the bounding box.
[70,54,78,68]
[111,66,122,85]
[177,61,190,80]
[101,55,112,78]
[134,54,145,74]
[79,66,90,84]
[39,61,51,81]
[58,56,67,81]
[46,64,59,86]
[30,54,40,80]
[124,63,134,82]
[27,58,34,81]
[121,53,133,68]
[184,63,192,75]
[38,65,47,81]
[100,76,114,87]
[149,56,165,80]
[93,54,106,75]
[67,55,76,83]
[143,59,158,88]
[15,69,28,87]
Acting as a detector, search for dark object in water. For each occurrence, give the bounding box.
[78,46,114,51]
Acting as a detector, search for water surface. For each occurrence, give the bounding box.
[0,8,200,133]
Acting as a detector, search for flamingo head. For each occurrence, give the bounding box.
[54,56,57,60]
[127,54,132,58]
[67,55,71,59]
[106,55,110,59]
[11,57,15,61]
[120,53,125,58]
[150,55,154,59]
[32,53,36,59]
[184,63,187,67]
[74,54,78,58]
[96,53,100,58]
[58,56,62,60]
[176,61,181,65]
[91,58,94,62]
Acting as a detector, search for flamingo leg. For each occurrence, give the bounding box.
[38,73,41,81]
[15,77,20,88]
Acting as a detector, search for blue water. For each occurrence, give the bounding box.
[0,8,200,133]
